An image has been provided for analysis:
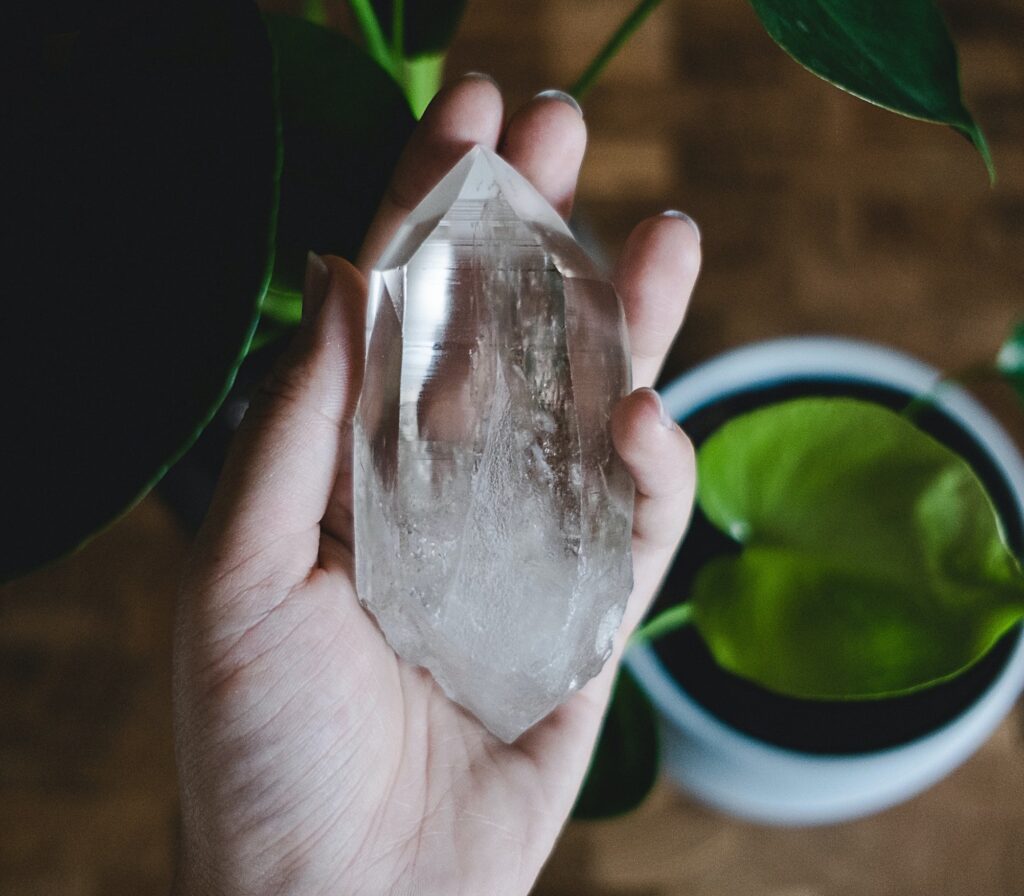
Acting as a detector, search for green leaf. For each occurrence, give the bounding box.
[267,15,416,292]
[400,52,446,118]
[691,398,1024,699]
[370,0,466,58]
[261,284,304,327]
[748,0,995,182]
[573,667,659,820]
[997,321,1024,402]
[3,1,279,579]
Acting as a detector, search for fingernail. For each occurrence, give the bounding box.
[638,386,676,430]
[462,71,500,89]
[301,251,330,326]
[534,89,583,118]
[662,209,701,244]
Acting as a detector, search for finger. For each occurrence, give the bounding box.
[357,74,504,271]
[196,256,366,581]
[498,89,587,219]
[613,211,701,389]
[612,387,696,635]
[520,391,695,781]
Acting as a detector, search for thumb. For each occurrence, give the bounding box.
[195,254,366,583]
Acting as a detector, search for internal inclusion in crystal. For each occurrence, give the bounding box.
[354,146,634,742]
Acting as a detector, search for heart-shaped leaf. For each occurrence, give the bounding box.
[997,321,1024,402]
[266,14,416,294]
[573,666,659,820]
[691,398,1024,699]
[3,0,279,579]
[748,0,994,181]
[370,0,467,58]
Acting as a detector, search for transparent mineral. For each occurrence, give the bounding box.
[354,146,634,742]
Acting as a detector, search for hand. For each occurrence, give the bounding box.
[172,75,701,896]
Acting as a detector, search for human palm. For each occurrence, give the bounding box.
[173,76,701,896]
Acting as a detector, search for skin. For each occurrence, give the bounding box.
[172,76,701,896]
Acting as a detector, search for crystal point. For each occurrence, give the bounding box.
[354,146,634,742]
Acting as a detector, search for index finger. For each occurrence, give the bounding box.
[356,74,504,272]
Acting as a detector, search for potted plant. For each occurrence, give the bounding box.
[7,0,993,579]
[7,0,1005,823]
[609,331,1024,825]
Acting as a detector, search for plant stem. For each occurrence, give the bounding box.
[631,601,694,645]
[391,0,404,58]
[348,0,441,117]
[902,362,1000,422]
[347,0,396,76]
[569,0,665,102]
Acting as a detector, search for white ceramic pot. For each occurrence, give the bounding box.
[626,337,1024,826]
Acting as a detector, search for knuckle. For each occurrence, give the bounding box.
[249,344,320,417]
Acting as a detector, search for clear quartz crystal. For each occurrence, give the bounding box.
[354,146,634,742]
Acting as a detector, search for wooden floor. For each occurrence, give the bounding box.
[4,0,1024,892]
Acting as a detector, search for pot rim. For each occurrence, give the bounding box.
[627,336,1024,771]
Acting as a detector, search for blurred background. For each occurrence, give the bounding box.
[3,0,1023,892]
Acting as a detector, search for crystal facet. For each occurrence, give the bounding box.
[354,146,634,742]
